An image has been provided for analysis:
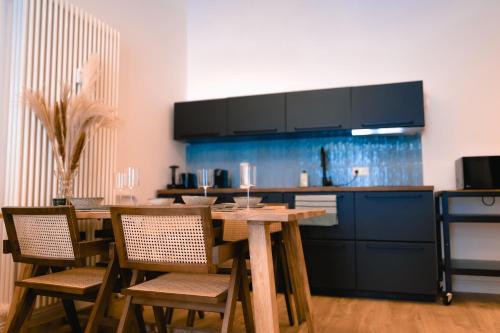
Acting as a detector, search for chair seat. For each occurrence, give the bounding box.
[122,272,230,304]
[15,267,106,295]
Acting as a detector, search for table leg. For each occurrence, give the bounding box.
[248,222,280,333]
[282,221,316,333]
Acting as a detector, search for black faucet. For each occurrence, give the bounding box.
[321,147,333,186]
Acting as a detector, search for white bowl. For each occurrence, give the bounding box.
[181,196,218,206]
[69,197,104,209]
[233,196,262,208]
[148,197,175,206]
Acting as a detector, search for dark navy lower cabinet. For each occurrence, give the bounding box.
[161,189,437,300]
[303,240,356,291]
[355,191,435,242]
[356,241,437,295]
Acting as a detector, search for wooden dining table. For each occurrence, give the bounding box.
[2,206,325,333]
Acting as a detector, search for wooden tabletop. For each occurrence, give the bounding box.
[0,207,326,223]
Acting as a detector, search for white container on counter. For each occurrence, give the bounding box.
[300,170,309,187]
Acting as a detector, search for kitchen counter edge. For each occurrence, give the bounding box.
[157,185,434,195]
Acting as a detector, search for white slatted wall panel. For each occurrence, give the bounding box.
[0,0,119,325]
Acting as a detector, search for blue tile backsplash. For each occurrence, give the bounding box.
[186,135,423,188]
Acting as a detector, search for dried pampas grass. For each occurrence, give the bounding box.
[22,54,118,197]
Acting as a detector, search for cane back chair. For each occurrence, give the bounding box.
[2,206,118,333]
[110,205,254,333]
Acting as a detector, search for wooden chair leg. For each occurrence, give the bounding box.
[186,310,196,327]
[62,299,82,333]
[279,238,296,326]
[165,307,174,325]
[197,310,205,319]
[6,265,48,333]
[153,306,167,333]
[85,246,120,333]
[117,295,134,333]
[6,289,37,333]
[221,255,242,333]
[117,270,145,333]
[238,254,255,333]
[134,305,147,333]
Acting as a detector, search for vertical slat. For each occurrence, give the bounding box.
[1,0,120,319]
[19,0,35,206]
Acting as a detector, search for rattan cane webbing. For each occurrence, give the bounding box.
[17,267,106,293]
[122,214,208,264]
[124,272,230,299]
[13,214,75,259]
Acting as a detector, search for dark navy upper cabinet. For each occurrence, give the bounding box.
[286,88,351,132]
[351,81,424,129]
[227,93,286,135]
[174,99,227,140]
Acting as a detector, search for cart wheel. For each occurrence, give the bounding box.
[441,292,453,305]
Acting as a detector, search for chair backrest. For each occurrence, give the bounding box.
[110,206,216,274]
[2,206,81,266]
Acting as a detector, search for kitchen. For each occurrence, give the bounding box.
[1,0,500,332]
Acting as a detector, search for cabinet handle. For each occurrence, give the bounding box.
[366,244,424,251]
[364,194,423,200]
[294,125,342,131]
[233,128,278,135]
[182,132,220,138]
[361,121,415,128]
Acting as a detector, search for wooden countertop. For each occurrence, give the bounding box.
[157,185,434,195]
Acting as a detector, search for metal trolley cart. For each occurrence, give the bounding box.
[436,190,500,305]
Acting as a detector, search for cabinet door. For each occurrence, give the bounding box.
[286,88,351,132]
[227,93,285,135]
[356,241,437,295]
[351,81,424,129]
[174,99,227,140]
[303,240,356,292]
[284,192,355,240]
[355,191,435,242]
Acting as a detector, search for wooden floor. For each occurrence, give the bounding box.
[30,293,500,333]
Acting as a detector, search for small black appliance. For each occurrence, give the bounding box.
[180,173,197,189]
[456,156,500,189]
[214,169,229,188]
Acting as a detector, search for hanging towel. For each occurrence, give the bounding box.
[296,194,338,226]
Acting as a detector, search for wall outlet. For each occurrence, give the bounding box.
[352,167,369,176]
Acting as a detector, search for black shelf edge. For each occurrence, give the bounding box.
[439,190,500,197]
[447,214,500,223]
[450,259,500,277]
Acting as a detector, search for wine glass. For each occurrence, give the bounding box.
[126,167,140,204]
[197,169,214,197]
[240,163,257,209]
[114,171,126,204]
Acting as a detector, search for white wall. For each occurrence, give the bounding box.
[71,0,187,202]
[186,0,500,292]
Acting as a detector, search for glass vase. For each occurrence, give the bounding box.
[54,171,74,206]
